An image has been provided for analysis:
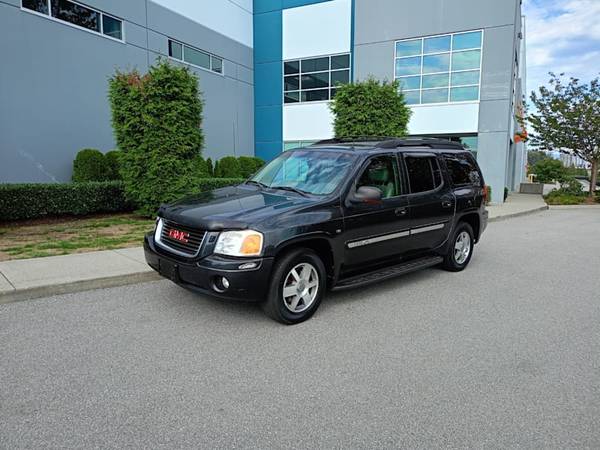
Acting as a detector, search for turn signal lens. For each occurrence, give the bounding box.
[240,234,263,255]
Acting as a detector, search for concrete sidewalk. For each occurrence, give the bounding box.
[0,193,548,304]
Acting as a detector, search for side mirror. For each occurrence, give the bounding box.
[351,186,382,204]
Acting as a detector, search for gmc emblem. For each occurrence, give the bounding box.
[168,229,189,243]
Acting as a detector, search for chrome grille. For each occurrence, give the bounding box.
[156,219,206,257]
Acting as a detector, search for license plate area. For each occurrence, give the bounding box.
[159,259,179,282]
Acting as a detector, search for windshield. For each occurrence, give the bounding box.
[249,150,356,195]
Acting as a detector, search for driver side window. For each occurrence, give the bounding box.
[356,156,401,199]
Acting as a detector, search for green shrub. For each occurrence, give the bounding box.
[215,156,242,178]
[104,150,122,181]
[329,78,411,138]
[0,182,131,221]
[108,60,204,216]
[213,160,220,178]
[531,158,565,183]
[557,177,584,196]
[238,156,265,178]
[544,191,585,205]
[206,158,214,177]
[72,149,107,182]
[192,156,209,178]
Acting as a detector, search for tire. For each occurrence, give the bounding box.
[442,222,474,272]
[262,248,326,324]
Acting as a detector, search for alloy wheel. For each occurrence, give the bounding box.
[282,263,319,313]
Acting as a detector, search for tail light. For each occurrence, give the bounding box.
[483,185,489,203]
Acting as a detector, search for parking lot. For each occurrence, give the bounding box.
[1,208,599,448]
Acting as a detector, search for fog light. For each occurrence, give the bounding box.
[238,262,257,270]
[221,277,230,289]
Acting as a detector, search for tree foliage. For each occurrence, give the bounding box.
[329,78,412,138]
[527,150,551,169]
[528,73,600,196]
[108,60,204,215]
[530,158,565,184]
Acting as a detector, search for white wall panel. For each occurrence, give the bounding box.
[283,0,351,59]
[151,0,253,47]
[283,103,335,141]
[407,103,479,135]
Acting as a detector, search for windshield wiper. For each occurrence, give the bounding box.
[245,180,268,189]
[271,185,310,197]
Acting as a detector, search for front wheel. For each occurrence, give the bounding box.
[262,248,326,324]
[442,222,474,272]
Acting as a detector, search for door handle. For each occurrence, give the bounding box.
[395,207,407,216]
[441,200,453,208]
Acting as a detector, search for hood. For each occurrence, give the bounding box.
[158,185,317,230]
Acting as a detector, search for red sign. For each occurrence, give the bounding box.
[168,229,189,243]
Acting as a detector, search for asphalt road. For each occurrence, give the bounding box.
[1,208,600,449]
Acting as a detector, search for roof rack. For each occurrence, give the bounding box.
[311,137,465,150]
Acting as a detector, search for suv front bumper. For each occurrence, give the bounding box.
[144,234,274,302]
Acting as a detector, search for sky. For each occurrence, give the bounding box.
[523,0,600,98]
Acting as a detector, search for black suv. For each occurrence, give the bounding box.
[144,138,488,324]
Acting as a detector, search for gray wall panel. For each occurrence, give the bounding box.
[124,21,148,49]
[355,0,518,45]
[353,41,394,82]
[480,25,514,101]
[479,100,510,133]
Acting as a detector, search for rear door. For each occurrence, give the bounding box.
[442,152,485,212]
[342,154,410,268]
[402,153,454,253]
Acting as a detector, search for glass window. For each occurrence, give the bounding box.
[450,86,479,102]
[395,30,482,105]
[301,89,329,102]
[423,35,450,54]
[357,156,401,198]
[451,70,479,86]
[396,39,422,57]
[184,46,210,70]
[453,31,482,51]
[452,50,481,71]
[331,54,350,69]
[284,61,300,75]
[301,72,329,90]
[102,15,122,39]
[331,70,349,86]
[168,40,182,60]
[422,88,448,104]
[283,54,350,103]
[444,154,481,186]
[301,57,329,73]
[51,0,100,33]
[251,150,356,195]
[22,0,48,14]
[211,56,222,73]
[422,54,450,74]
[422,73,448,89]
[397,76,420,91]
[405,157,437,193]
[403,91,420,105]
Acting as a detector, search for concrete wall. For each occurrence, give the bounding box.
[353,0,522,203]
[0,0,254,183]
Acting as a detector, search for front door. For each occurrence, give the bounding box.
[342,154,410,268]
[402,153,454,253]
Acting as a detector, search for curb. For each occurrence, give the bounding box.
[0,271,161,305]
[488,205,549,223]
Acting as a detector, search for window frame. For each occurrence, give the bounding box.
[21,0,125,43]
[402,153,445,195]
[394,30,483,106]
[283,52,351,105]
[168,38,224,76]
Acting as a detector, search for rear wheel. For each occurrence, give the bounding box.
[442,222,474,271]
[262,248,326,324]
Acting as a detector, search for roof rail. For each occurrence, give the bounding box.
[312,136,398,146]
[376,137,465,150]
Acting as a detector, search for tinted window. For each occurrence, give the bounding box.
[51,0,100,32]
[168,40,182,60]
[406,156,441,193]
[102,14,122,39]
[444,154,481,186]
[357,156,400,199]
[22,0,48,14]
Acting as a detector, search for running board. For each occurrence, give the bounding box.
[332,256,443,291]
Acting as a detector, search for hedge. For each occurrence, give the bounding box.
[0,178,244,221]
[0,182,132,221]
[72,148,107,182]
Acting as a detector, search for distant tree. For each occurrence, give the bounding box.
[329,78,411,138]
[527,150,551,169]
[530,158,565,184]
[528,73,600,197]
[206,158,214,177]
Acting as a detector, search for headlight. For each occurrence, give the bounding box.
[214,230,264,257]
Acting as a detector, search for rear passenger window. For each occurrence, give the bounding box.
[405,156,442,193]
[444,154,481,186]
